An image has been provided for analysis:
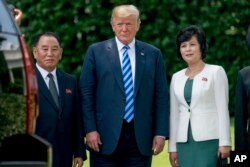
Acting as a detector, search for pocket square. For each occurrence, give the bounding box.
[65,89,72,94]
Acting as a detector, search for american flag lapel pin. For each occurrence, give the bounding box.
[65,88,72,94]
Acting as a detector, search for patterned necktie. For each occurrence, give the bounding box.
[122,45,134,122]
[48,73,59,107]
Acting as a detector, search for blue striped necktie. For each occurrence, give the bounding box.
[122,45,134,123]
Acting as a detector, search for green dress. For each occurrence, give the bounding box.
[177,79,219,167]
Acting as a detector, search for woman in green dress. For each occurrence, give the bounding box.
[168,25,231,167]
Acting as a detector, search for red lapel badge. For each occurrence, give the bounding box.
[65,89,72,94]
[202,77,208,81]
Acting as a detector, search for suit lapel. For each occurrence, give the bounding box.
[35,67,59,111]
[106,38,124,92]
[105,39,146,96]
[174,70,190,108]
[56,70,64,116]
[134,41,145,97]
[190,65,207,108]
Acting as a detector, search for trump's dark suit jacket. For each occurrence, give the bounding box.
[235,66,250,151]
[80,38,169,156]
[35,67,86,167]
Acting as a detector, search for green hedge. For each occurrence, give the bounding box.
[0,93,26,141]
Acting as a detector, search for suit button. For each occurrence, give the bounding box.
[122,98,126,101]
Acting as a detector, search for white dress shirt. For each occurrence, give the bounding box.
[115,37,136,87]
[36,63,59,94]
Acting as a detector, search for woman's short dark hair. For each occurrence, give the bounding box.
[176,25,208,60]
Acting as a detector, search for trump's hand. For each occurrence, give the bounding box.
[86,131,102,152]
[152,136,165,155]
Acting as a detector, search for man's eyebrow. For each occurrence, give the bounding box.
[40,45,59,48]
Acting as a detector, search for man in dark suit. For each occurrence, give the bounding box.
[79,4,169,167]
[235,26,250,151]
[235,66,250,151]
[33,32,87,167]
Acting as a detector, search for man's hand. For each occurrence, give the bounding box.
[73,157,83,167]
[152,136,165,155]
[14,8,22,25]
[86,131,102,152]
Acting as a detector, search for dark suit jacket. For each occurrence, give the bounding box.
[80,38,169,156]
[35,67,87,167]
[235,66,250,151]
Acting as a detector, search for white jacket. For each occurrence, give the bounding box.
[168,64,231,152]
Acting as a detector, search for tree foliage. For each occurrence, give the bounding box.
[9,0,250,115]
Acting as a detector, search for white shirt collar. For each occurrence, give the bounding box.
[36,63,57,79]
[115,37,135,51]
